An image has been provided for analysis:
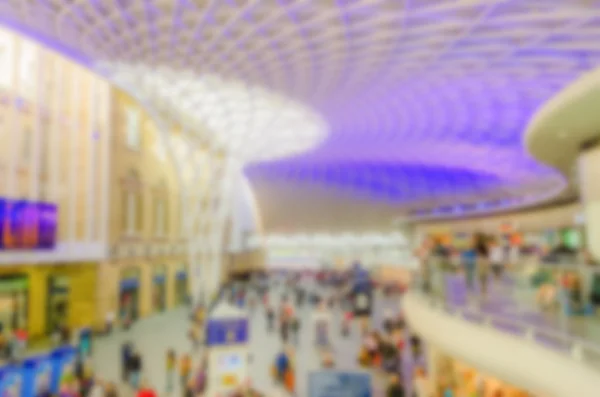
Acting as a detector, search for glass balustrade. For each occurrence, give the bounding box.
[410,256,600,370]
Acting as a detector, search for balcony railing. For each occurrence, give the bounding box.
[413,257,600,371]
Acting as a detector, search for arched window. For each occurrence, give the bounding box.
[125,107,141,150]
[122,169,143,236]
[154,180,168,237]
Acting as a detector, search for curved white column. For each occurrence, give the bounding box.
[403,292,600,397]
[228,172,262,253]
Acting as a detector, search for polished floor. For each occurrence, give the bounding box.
[91,282,412,396]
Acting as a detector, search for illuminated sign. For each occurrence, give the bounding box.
[206,318,248,346]
[0,199,57,250]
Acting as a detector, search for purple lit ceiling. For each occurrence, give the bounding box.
[2,0,598,217]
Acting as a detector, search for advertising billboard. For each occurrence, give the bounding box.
[308,370,371,397]
[0,198,57,250]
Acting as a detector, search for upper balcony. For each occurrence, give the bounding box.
[404,258,600,397]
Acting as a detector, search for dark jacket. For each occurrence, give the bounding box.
[387,384,405,397]
[129,353,142,372]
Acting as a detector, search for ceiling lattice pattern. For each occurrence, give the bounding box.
[1,0,598,213]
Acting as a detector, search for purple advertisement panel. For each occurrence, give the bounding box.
[0,198,57,250]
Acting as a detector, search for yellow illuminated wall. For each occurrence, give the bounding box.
[0,264,97,338]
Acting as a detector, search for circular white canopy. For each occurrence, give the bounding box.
[2,0,598,217]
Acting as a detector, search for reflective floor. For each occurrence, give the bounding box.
[91,282,413,395]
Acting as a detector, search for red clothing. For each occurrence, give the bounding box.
[344,312,353,321]
[396,339,405,350]
[136,389,158,397]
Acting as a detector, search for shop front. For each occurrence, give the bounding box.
[174,264,188,306]
[119,268,141,324]
[434,352,538,397]
[0,275,28,333]
[152,265,167,312]
[46,275,69,334]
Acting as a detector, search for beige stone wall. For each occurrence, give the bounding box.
[107,89,183,245]
[95,257,188,327]
[227,249,266,275]
[0,42,110,242]
[95,87,194,326]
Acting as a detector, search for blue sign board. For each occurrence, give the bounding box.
[120,278,140,291]
[0,366,23,397]
[206,318,249,346]
[0,198,57,250]
[22,355,53,397]
[0,346,76,397]
[49,346,76,392]
[308,371,372,397]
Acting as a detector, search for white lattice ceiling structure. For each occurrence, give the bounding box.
[1,0,599,224]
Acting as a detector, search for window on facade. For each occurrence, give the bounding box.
[123,190,136,236]
[136,193,144,233]
[0,28,14,90]
[21,127,31,161]
[122,170,143,236]
[155,197,165,237]
[125,107,141,150]
[18,39,38,99]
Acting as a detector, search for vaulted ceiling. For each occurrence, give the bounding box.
[2,0,598,230]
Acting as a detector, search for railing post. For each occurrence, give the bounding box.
[524,327,535,341]
[571,342,584,361]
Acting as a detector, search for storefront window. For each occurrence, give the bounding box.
[125,107,141,150]
[175,264,188,305]
[152,265,167,312]
[0,275,28,333]
[435,354,536,397]
[46,275,69,334]
[119,268,140,323]
[0,28,15,90]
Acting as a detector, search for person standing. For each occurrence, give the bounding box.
[290,315,300,345]
[129,348,142,390]
[386,375,405,397]
[474,233,490,298]
[179,354,192,391]
[165,349,176,394]
[313,302,331,348]
[413,367,433,397]
[266,305,275,332]
[121,342,133,382]
[488,238,505,282]
[105,382,118,397]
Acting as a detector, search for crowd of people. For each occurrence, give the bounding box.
[418,231,600,316]
[16,266,418,397]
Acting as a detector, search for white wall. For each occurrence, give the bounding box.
[261,232,413,270]
[228,171,262,253]
[403,292,600,397]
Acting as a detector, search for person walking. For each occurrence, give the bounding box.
[105,382,118,397]
[266,305,275,332]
